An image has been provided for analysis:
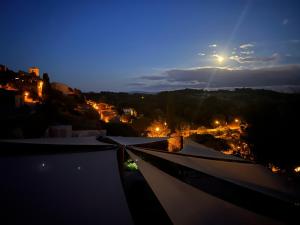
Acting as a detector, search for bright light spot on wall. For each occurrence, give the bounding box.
[294,166,300,173]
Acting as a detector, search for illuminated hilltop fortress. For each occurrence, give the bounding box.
[0,65,46,104]
[28,67,39,77]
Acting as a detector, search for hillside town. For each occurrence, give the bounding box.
[87,99,138,124]
[0,65,101,138]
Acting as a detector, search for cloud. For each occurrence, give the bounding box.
[240,43,254,49]
[198,52,206,56]
[139,75,166,80]
[229,55,243,63]
[240,50,254,55]
[209,44,217,48]
[241,53,279,62]
[135,64,300,91]
[282,18,289,25]
[289,39,300,44]
[128,82,147,86]
[212,54,225,62]
[229,53,279,63]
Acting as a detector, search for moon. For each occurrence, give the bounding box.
[216,55,224,63]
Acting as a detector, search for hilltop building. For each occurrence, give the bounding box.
[51,82,75,95]
[28,67,39,76]
[0,65,45,103]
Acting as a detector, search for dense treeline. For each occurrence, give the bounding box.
[85,89,300,170]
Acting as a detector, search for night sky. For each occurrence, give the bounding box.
[1,0,300,92]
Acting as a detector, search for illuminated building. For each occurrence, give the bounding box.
[37,80,43,98]
[120,115,131,123]
[28,67,40,77]
[87,100,131,123]
[123,108,137,117]
[146,120,170,137]
[51,82,75,95]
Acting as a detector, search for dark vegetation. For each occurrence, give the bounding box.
[190,134,230,152]
[103,122,139,137]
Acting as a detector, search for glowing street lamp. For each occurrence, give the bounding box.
[146,120,170,137]
[234,118,239,123]
[214,120,220,125]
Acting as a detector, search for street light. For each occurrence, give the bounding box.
[155,127,160,132]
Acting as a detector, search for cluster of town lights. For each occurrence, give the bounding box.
[155,122,167,133]
[214,118,239,126]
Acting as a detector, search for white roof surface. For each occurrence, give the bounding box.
[1,136,111,146]
[180,138,244,161]
[133,147,299,201]
[107,136,167,146]
[127,150,282,225]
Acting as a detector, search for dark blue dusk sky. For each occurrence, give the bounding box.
[1,0,300,92]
